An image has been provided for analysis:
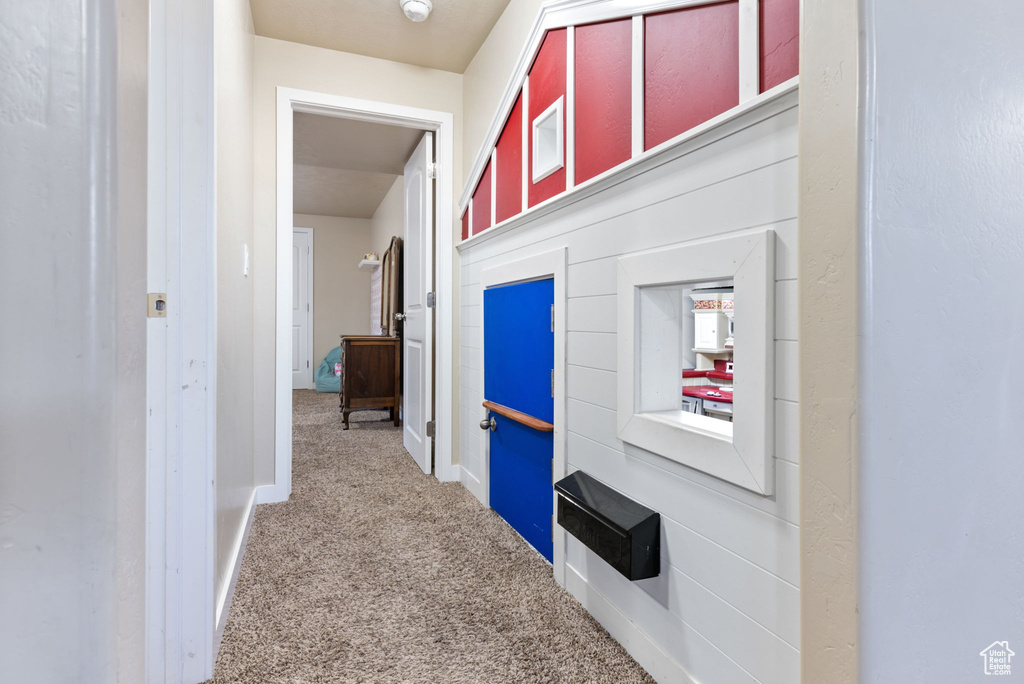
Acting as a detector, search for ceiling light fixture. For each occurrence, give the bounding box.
[400,0,432,22]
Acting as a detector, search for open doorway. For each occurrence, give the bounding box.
[265,89,456,506]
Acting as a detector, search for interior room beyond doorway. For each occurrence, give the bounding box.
[287,107,436,478]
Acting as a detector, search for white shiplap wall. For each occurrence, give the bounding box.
[458,100,799,684]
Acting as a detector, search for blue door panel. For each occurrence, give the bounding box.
[484,279,555,423]
[489,415,554,561]
[484,277,554,562]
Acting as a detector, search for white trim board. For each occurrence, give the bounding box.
[268,88,458,506]
[478,248,568,587]
[146,0,217,680]
[213,490,257,656]
[617,230,776,495]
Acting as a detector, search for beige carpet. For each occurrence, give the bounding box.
[208,390,655,684]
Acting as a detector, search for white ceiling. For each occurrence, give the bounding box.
[250,0,514,73]
[293,113,425,218]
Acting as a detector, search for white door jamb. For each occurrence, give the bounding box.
[266,88,457,507]
[146,0,217,681]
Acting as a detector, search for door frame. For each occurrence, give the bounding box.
[479,248,567,585]
[146,0,218,680]
[292,227,315,390]
[267,87,457,506]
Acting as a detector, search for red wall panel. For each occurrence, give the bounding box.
[644,2,739,151]
[472,161,493,235]
[528,28,567,208]
[495,92,524,224]
[461,209,470,241]
[575,19,633,184]
[760,0,799,92]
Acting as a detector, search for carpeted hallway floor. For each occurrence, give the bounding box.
[208,390,655,684]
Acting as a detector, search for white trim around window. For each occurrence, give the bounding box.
[616,229,776,495]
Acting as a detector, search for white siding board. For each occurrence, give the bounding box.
[568,295,617,333]
[567,331,617,372]
[563,162,797,266]
[568,546,762,684]
[460,327,480,349]
[775,399,799,465]
[568,260,618,298]
[462,304,482,328]
[774,340,798,402]
[461,346,481,372]
[633,559,801,682]
[459,366,480,395]
[772,219,798,280]
[657,513,801,647]
[775,279,798,341]
[567,430,800,585]
[568,399,800,526]
[567,365,617,411]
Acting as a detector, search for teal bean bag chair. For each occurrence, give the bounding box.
[315,346,342,393]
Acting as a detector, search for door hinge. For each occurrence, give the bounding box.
[427,162,437,180]
[551,369,555,398]
[307,360,310,368]
[307,303,310,312]
[551,305,555,332]
[426,420,435,438]
[426,292,435,308]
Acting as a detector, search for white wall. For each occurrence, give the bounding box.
[293,214,373,365]
[370,176,404,260]
[0,0,146,680]
[214,0,257,613]
[458,103,801,683]
[858,1,1024,680]
[253,37,464,485]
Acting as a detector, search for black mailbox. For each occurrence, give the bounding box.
[555,471,660,581]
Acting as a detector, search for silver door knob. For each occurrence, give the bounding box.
[479,416,496,431]
[394,312,406,321]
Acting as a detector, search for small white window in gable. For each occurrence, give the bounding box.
[532,96,564,183]
[617,230,775,495]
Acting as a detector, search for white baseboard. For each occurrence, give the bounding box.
[213,490,257,656]
[255,481,289,504]
[436,462,462,483]
[564,564,694,684]
[460,467,485,504]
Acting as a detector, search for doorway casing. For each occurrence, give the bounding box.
[264,88,458,505]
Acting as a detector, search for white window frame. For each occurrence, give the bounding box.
[531,96,565,183]
[616,229,776,495]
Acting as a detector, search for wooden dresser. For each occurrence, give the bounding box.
[338,335,401,429]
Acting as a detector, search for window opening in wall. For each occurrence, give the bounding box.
[617,229,773,494]
[637,279,734,436]
[532,96,564,183]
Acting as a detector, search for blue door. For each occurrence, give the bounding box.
[484,278,554,562]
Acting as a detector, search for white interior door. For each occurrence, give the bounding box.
[292,228,313,389]
[402,132,434,474]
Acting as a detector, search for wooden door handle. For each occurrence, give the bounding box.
[482,401,554,432]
